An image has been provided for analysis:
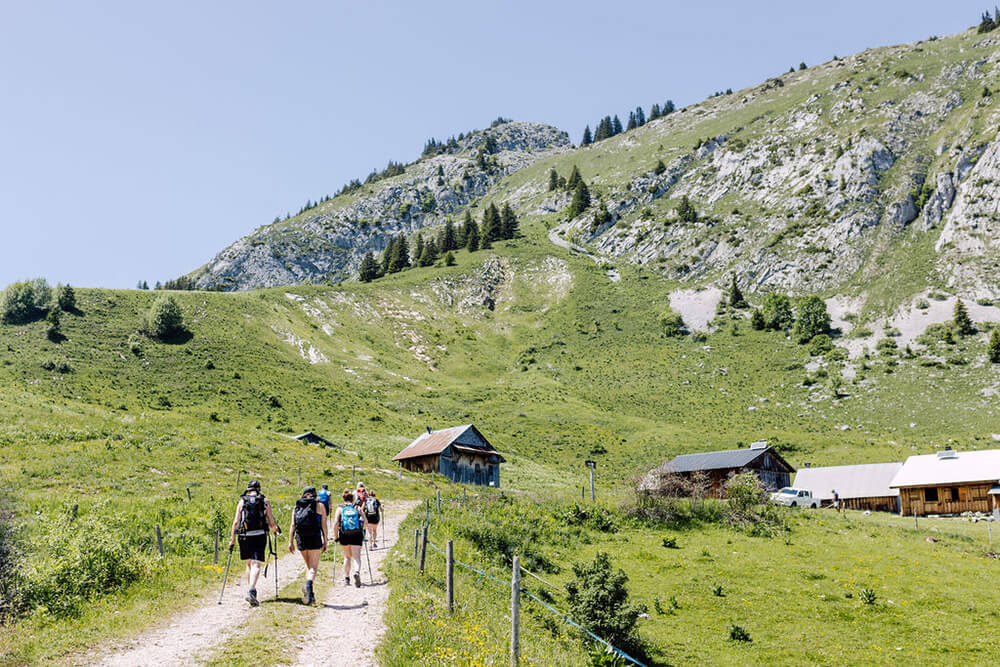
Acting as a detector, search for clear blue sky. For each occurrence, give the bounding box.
[0,1,976,288]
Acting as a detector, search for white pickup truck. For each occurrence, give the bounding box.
[770,487,819,508]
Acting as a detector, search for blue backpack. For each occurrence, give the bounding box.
[340,504,362,534]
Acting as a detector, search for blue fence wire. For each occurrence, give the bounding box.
[424,540,646,667]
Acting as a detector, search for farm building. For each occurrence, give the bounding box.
[393,424,504,487]
[293,432,337,449]
[793,462,902,512]
[891,447,1000,516]
[641,443,795,497]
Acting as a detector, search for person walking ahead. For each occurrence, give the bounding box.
[229,480,279,607]
[333,488,366,587]
[363,490,381,548]
[288,486,327,604]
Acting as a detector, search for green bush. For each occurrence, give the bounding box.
[1,278,52,324]
[566,552,646,657]
[0,499,24,623]
[761,292,794,331]
[795,296,831,343]
[144,295,185,339]
[723,472,787,537]
[660,309,686,338]
[56,284,76,312]
[808,334,833,356]
[22,509,154,618]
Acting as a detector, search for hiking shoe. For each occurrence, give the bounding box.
[354,572,361,588]
[372,541,378,549]
[345,576,351,586]
[246,589,259,607]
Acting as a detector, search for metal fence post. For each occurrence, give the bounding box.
[155,524,165,557]
[511,555,520,666]
[446,539,454,612]
[414,528,420,562]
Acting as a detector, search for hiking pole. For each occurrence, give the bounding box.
[363,533,374,584]
[218,544,234,605]
[271,532,279,599]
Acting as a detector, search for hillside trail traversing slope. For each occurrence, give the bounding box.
[548,225,620,282]
[291,499,418,667]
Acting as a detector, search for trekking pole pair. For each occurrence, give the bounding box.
[363,533,374,584]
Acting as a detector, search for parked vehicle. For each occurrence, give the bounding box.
[770,487,818,508]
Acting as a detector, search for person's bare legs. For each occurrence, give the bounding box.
[246,560,262,589]
[341,544,353,583]
[367,523,378,547]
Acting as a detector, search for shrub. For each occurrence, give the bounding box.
[794,296,830,343]
[0,498,25,622]
[728,624,752,642]
[761,292,794,331]
[1,278,52,324]
[859,588,877,605]
[566,552,646,656]
[712,584,725,597]
[808,333,833,356]
[916,299,930,310]
[723,472,787,537]
[144,295,184,339]
[660,309,686,338]
[661,535,679,549]
[56,284,76,311]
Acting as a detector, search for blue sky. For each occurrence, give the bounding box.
[0,1,976,288]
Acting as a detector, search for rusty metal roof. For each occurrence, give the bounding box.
[393,424,500,461]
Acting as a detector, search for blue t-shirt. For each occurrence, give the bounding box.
[317,488,331,511]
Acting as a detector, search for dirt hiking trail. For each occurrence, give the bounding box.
[291,499,417,666]
[82,499,418,667]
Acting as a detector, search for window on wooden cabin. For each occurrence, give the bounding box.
[950,486,961,501]
[924,487,939,502]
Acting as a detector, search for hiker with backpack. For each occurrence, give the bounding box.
[354,482,368,509]
[287,486,328,605]
[229,480,280,607]
[363,490,381,548]
[317,484,331,518]
[333,488,366,587]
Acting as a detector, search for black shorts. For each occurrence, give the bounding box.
[338,531,363,546]
[238,533,268,561]
[366,514,380,525]
[296,531,324,551]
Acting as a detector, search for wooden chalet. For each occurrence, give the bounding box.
[642,443,795,497]
[794,462,902,512]
[393,424,504,487]
[890,447,1000,516]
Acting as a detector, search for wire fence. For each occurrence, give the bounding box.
[420,531,645,667]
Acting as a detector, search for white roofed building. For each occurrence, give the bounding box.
[890,448,1000,516]
[794,462,902,513]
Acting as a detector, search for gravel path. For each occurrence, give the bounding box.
[88,548,306,667]
[291,500,417,667]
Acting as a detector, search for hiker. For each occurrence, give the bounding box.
[288,486,328,604]
[333,488,366,587]
[832,489,841,513]
[317,484,332,519]
[363,490,382,548]
[354,482,368,509]
[229,480,280,607]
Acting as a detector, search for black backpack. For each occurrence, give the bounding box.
[241,493,267,532]
[294,497,321,538]
[364,496,380,521]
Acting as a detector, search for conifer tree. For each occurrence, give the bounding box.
[418,238,438,266]
[380,237,396,274]
[649,103,661,120]
[653,159,666,176]
[388,234,410,273]
[57,284,76,311]
[728,274,747,309]
[567,165,582,190]
[501,203,519,239]
[750,308,765,330]
[989,328,1000,363]
[626,112,637,131]
[612,115,623,135]
[444,251,456,266]
[358,252,380,282]
[953,299,975,336]
[799,62,807,70]
[465,216,480,252]
[636,106,646,126]
[581,125,593,145]
[440,218,457,251]
[567,180,591,219]
[481,203,502,244]
[663,100,675,114]
[413,234,424,264]
[548,168,559,192]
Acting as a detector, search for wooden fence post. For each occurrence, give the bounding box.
[989,519,993,547]
[511,555,520,666]
[913,510,918,530]
[446,539,454,612]
[214,529,220,564]
[419,524,429,574]
[155,524,165,557]
[437,489,441,516]
[414,528,420,562]
[187,487,192,502]
[236,470,242,492]
[297,468,301,487]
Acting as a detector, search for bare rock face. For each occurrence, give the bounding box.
[192,121,570,291]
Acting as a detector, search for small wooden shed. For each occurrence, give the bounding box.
[793,462,902,512]
[891,448,1000,516]
[393,424,505,487]
[642,443,795,497]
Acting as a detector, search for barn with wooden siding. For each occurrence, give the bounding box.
[793,462,902,512]
[642,443,795,497]
[890,448,1000,516]
[392,424,504,487]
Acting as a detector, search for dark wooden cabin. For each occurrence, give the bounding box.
[393,424,504,487]
[642,444,795,497]
[293,432,337,449]
[891,448,1000,516]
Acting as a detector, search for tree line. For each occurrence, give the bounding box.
[581,101,675,145]
[358,203,519,282]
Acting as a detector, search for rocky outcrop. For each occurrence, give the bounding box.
[193,122,570,290]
